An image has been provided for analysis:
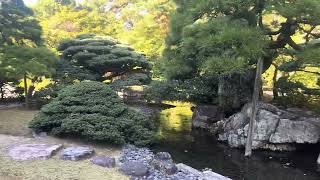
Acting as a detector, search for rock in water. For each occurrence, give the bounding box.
[192,105,224,130]
[218,102,320,151]
[9,144,62,161]
[152,152,177,175]
[119,161,149,176]
[155,152,172,162]
[60,146,94,161]
[91,156,116,168]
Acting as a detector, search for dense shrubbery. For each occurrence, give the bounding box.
[29,81,155,146]
[145,76,218,104]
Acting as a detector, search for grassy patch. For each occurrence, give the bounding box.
[0,156,127,180]
[0,108,38,136]
[0,108,128,180]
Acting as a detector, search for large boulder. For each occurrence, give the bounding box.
[218,102,320,151]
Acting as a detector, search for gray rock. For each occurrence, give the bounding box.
[192,105,224,130]
[91,156,116,168]
[8,144,62,161]
[120,161,149,176]
[202,170,232,180]
[32,132,47,138]
[60,146,94,161]
[175,163,231,180]
[119,145,154,164]
[269,119,320,144]
[155,152,172,162]
[152,159,177,175]
[218,102,320,151]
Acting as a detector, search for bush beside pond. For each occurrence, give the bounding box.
[29,81,155,146]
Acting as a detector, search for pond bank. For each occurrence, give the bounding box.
[145,103,320,180]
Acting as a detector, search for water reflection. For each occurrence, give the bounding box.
[152,103,320,180]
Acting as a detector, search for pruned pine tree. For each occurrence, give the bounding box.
[57,34,151,89]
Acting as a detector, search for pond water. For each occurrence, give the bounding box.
[150,103,320,180]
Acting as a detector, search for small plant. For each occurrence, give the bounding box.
[29,81,155,146]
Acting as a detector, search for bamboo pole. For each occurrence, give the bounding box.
[245,58,264,157]
[24,73,29,109]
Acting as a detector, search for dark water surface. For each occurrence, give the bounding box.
[150,103,320,180]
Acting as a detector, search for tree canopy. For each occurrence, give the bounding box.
[56,34,151,89]
[152,0,320,109]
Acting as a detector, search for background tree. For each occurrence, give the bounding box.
[3,47,57,106]
[56,34,151,90]
[0,0,58,105]
[154,0,320,111]
[0,0,42,46]
[33,0,174,76]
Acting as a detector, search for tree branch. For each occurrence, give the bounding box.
[287,37,303,51]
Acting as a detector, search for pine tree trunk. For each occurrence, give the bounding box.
[272,65,279,99]
[0,84,4,100]
[24,73,29,108]
[245,58,264,157]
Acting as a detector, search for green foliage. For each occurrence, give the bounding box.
[161,0,320,109]
[33,0,174,63]
[2,47,57,78]
[145,76,218,104]
[29,81,155,146]
[0,0,42,46]
[56,34,151,89]
[165,18,266,79]
[110,73,151,91]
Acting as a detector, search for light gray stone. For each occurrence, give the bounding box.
[60,146,94,161]
[120,161,149,176]
[9,144,62,161]
[155,152,172,162]
[91,156,116,168]
[218,102,320,151]
[269,119,320,144]
[203,170,232,180]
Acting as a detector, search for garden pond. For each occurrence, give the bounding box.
[150,102,320,180]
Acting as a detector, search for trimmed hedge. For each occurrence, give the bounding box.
[29,81,155,146]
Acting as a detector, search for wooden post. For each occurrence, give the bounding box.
[245,58,264,157]
[24,73,29,108]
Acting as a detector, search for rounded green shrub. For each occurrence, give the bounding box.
[29,81,155,146]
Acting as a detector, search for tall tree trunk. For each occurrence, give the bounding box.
[245,58,264,157]
[272,64,279,100]
[27,85,35,100]
[24,73,29,108]
[0,83,4,100]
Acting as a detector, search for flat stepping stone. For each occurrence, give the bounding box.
[91,156,116,168]
[60,146,94,161]
[8,144,62,161]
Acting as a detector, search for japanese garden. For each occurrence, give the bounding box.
[0,0,320,180]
